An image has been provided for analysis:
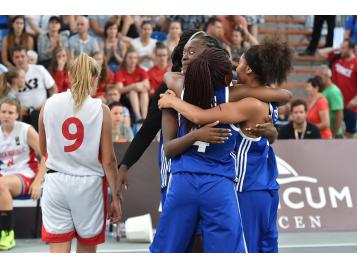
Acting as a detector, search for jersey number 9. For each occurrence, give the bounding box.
[62,117,84,152]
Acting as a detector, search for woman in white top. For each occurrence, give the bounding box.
[38,53,121,253]
[0,97,45,251]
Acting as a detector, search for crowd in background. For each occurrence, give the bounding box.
[0,15,356,141]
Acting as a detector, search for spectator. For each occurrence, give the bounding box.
[230,26,258,67]
[148,42,171,98]
[92,52,115,99]
[218,15,248,45]
[12,46,57,130]
[106,85,131,127]
[88,15,117,39]
[109,101,134,142]
[306,76,332,139]
[167,15,208,32]
[165,20,182,55]
[206,17,225,42]
[116,49,150,121]
[36,16,69,68]
[244,16,264,39]
[100,19,127,73]
[0,67,26,99]
[48,47,70,93]
[130,20,157,70]
[300,16,336,56]
[319,65,344,138]
[26,50,38,65]
[344,16,357,44]
[68,16,99,60]
[275,104,290,131]
[1,16,34,68]
[278,99,321,139]
[318,38,357,138]
[0,97,44,251]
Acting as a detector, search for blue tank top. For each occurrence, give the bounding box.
[171,86,238,181]
[158,133,171,189]
[234,102,280,192]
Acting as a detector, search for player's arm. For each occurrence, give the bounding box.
[159,92,257,125]
[38,104,47,156]
[101,104,121,224]
[229,84,293,105]
[27,125,46,200]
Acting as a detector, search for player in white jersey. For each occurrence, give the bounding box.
[38,53,121,253]
[0,97,45,251]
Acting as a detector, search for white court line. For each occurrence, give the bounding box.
[279,242,357,248]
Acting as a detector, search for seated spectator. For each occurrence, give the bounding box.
[278,99,321,139]
[92,52,115,99]
[244,16,264,39]
[68,16,99,60]
[116,49,150,121]
[343,16,357,44]
[36,16,69,68]
[26,50,38,65]
[319,65,344,138]
[206,17,225,43]
[275,104,290,131]
[106,85,131,127]
[148,42,171,98]
[1,16,34,68]
[318,38,357,138]
[48,47,70,93]
[218,15,248,45]
[0,97,45,251]
[230,26,258,67]
[164,20,182,55]
[306,76,332,139]
[130,20,157,70]
[100,19,127,73]
[109,101,134,142]
[89,15,119,39]
[167,15,208,32]
[0,67,26,99]
[12,46,57,130]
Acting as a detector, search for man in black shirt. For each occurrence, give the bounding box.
[278,99,321,139]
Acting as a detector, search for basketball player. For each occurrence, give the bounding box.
[0,97,45,251]
[38,53,121,253]
[158,39,293,252]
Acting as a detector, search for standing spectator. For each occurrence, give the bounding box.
[344,16,357,44]
[165,20,182,55]
[0,67,26,99]
[92,52,115,99]
[319,65,344,138]
[148,42,171,98]
[318,38,357,138]
[101,19,127,73]
[130,21,157,70]
[167,15,208,32]
[48,47,70,93]
[230,26,258,67]
[278,99,321,139]
[218,15,248,45]
[1,16,34,68]
[305,76,332,139]
[12,46,57,130]
[109,101,134,142]
[68,16,99,60]
[300,16,336,56]
[116,49,150,121]
[37,16,69,68]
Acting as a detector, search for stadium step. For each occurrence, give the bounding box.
[264,17,306,25]
[282,82,308,90]
[258,28,312,36]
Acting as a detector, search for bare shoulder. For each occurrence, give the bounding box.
[164,72,184,95]
[238,97,267,112]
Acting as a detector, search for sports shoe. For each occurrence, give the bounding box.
[0,230,16,250]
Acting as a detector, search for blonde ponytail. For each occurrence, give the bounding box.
[0,68,22,99]
[69,53,100,110]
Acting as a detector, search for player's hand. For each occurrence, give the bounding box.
[28,179,42,200]
[194,121,232,143]
[158,90,179,109]
[118,164,129,191]
[245,116,277,143]
[109,198,122,224]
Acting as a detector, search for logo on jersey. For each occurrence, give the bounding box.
[15,136,20,146]
[19,78,39,93]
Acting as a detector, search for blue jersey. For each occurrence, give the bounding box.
[158,133,171,189]
[234,102,279,192]
[171,87,238,181]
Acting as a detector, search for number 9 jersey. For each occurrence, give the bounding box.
[43,89,104,177]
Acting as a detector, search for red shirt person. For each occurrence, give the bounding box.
[93,52,115,99]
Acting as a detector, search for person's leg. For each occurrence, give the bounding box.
[127,91,142,120]
[305,15,325,53]
[76,243,97,253]
[49,242,72,253]
[150,173,199,253]
[0,175,23,250]
[200,175,246,253]
[325,15,336,48]
[343,108,357,138]
[261,190,279,253]
[139,91,149,119]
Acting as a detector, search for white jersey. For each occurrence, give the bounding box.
[130,37,157,70]
[17,64,55,109]
[0,121,38,178]
[44,90,104,177]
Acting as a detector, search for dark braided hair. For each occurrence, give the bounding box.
[244,38,293,85]
[183,47,232,132]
